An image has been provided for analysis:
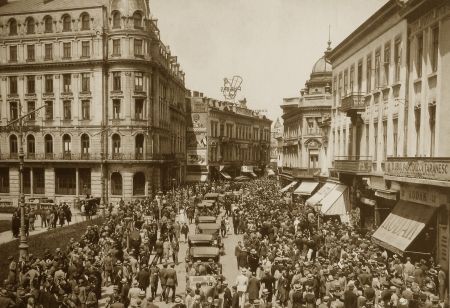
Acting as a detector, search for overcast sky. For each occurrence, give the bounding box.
[151,0,387,122]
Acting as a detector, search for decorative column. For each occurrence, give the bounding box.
[75,168,79,197]
[30,168,34,197]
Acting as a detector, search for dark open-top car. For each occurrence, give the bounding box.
[197,223,221,235]
[197,216,217,223]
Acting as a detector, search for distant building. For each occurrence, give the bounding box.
[186,91,272,182]
[270,118,282,171]
[279,47,332,189]
[0,0,187,205]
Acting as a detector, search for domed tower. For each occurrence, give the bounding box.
[302,43,333,96]
[110,0,150,19]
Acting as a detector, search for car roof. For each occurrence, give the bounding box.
[197,223,221,230]
[190,246,220,257]
[198,216,217,221]
[204,193,219,198]
[189,234,214,241]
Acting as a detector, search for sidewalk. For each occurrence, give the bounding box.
[0,209,95,245]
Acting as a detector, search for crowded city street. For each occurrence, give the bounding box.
[0,177,447,308]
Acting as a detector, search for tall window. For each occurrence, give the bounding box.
[393,118,398,157]
[384,42,390,86]
[375,49,381,89]
[81,134,89,154]
[9,45,17,62]
[9,19,17,35]
[112,134,121,155]
[111,172,122,195]
[55,168,76,195]
[10,102,18,120]
[113,72,121,91]
[431,26,439,73]
[27,101,35,120]
[44,16,53,33]
[135,99,144,119]
[415,109,421,155]
[343,69,348,95]
[133,12,143,28]
[373,121,378,161]
[63,134,71,153]
[338,73,342,98]
[366,55,372,92]
[33,169,45,194]
[26,18,35,34]
[113,99,120,119]
[63,15,71,32]
[112,11,121,29]
[44,134,53,156]
[383,120,387,160]
[45,101,53,120]
[357,61,363,92]
[81,41,90,58]
[45,75,53,93]
[81,13,90,30]
[135,134,144,158]
[394,39,401,82]
[9,77,17,95]
[365,124,370,156]
[27,76,35,94]
[45,43,53,60]
[134,39,143,56]
[63,100,71,120]
[133,172,145,196]
[429,106,436,156]
[26,45,35,61]
[135,72,143,91]
[27,135,35,157]
[112,39,121,55]
[63,42,71,59]
[63,74,71,92]
[0,168,10,193]
[82,100,90,120]
[10,135,18,155]
[416,33,423,78]
[81,73,90,92]
[349,65,354,92]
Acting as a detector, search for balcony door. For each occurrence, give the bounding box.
[309,151,319,169]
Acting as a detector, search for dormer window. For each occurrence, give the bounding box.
[9,19,17,36]
[112,11,121,29]
[26,17,35,34]
[133,12,143,29]
[81,13,90,30]
[62,15,71,32]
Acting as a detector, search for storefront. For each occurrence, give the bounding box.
[293,181,319,203]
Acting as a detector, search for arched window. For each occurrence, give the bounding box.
[44,16,53,33]
[9,135,18,157]
[81,13,90,30]
[9,19,17,36]
[44,134,53,157]
[112,11,121,29]
[81,134,89,156]
[62,15,71,32]
[133,172,145,196]
[111,172,122,195]
[26,17,35,34]
[133,11,142,29]
[135,134,144,159]
[112,134,121,158]
[62,134,71,159]
[27,135,35,158]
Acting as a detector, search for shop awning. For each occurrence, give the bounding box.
[249,172,257,178]
[280,181,298,193]
[220,172,232,180]
[305,182,337,207]
[372,200,437,255]
[320,184,350,223]
[186,174,208,183]
[293,181,319,195]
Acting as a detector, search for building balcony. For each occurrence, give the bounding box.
[339,92,366,116]
[292,167,321,178]
[333,156,372,174]
[384,157,450,184]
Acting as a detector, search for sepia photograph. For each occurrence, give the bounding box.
[0,0,448,307]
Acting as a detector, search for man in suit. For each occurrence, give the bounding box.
[159,263,168,302]
[137,265,150,292]
[165,263,178,303]
[343,281,357,308]
[234,242,242,270]
[231,286,240,308]
[223,281,233,308]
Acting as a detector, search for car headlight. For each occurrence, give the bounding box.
[213,240,217,245]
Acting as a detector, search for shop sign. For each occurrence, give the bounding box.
[438,224,449,271]
[400,184,448,208]
[360,197,376,206]
[385,160,450,182]
[241,166,254,173]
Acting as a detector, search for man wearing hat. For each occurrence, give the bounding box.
[319,296,330,308]
[223,281,232,308]
[235,269,249,308]
[165,263,178,303]
[128,281,142,307]
[159,263,168,302]
[343,281,357,308]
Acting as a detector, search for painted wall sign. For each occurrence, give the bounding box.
[385,160,450,182]
[400,184,449,208]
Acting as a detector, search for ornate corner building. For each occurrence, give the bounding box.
[0,0,187,205]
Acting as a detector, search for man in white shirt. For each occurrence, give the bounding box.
[235,268,249,308]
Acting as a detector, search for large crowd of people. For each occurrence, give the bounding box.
[0,177,448,308]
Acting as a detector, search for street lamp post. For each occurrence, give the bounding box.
[6,104,45,259]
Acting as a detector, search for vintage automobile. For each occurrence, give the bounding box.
[196,201,218,216]
[26,197,55,211]
[188,247,221,267]
[203,192,219,202]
